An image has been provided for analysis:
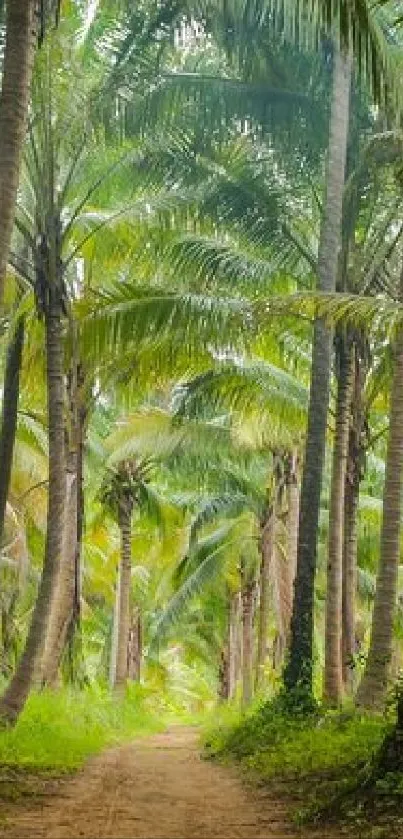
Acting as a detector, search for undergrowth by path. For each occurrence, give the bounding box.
[0,683,166,769]
[203,701,403,838]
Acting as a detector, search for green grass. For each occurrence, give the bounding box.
[202,698,403,838]
[205,700,388,778]
[0,683,166,769]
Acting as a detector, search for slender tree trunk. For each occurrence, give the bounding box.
[229,591,241,699]
[65,362,87,681]
[39,350,87,686]
[342,340,367,690]
[38,463,77,687]
[324,337,354,705]
[0,290,66,724]
[272,452,300,669]
[218,643,230,701]
[272,539,294,671]
[0,317,25,548]
[115,502,133,688]
[256,504,275,687]
[342,454,360,690]
[356,313,403,709]
[284,50,351,700]
[127,605,141,682]
[109,564,121,688]
[286,451,300,585]
[0,0,36,305]
[242,579,255,706]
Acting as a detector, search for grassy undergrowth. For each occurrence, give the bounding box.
[0,683,166,769]
[203,700,396,833]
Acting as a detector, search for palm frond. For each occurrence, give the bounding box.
[149,523,237,650]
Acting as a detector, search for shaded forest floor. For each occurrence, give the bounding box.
[0,726,399,839]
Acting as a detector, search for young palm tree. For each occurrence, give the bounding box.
[101,459,153,688]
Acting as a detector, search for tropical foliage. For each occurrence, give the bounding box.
[2,0,403,834]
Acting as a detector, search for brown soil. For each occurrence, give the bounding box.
[0,727,355,838]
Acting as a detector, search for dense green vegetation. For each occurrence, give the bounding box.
[2,0,403,835]
[0,685,166,768]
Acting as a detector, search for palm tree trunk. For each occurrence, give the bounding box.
[256,504,275,687]
[286,451,300,585]
[356,311,403,709]
[284,50,351,700]
[218,643,230,701]
[0,317,25,548]
[109,564,121,688]
[342,340,367,690]
[127,605,141,682]
[65,362,87,681]
[0,290,66,724]
[242,578,255,706]
[0,0,36,304]
[38,351,87,686]
[229,591,241,699]
[342,454,360,691]
[38,462,77,687]
[115,501,133,688]
[324,337,354,705]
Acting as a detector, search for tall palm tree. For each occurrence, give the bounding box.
[283,49,352,701]
[0,1,187,721]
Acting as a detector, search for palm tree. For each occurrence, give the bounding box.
[0,1,188,720]
[101,459,153,688]
[283,48,352,701]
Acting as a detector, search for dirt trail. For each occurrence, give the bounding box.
[0,728,340,838]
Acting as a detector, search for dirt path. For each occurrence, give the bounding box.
[0,728,341,838]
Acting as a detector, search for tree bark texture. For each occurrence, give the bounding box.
[0,317,25,549]
[115,502,133,688]
[0,0,36,305]
[0,290,66,724]
[284,50,351,698]
[286,451,300,585]
[38,350,87,686]
[242,579,255,706]
[127,605,141,682]
[324,338,354,705]
[256,503,275,687]
[38,465,77,686]
[109,564,121,689]
[229,591,241,699]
